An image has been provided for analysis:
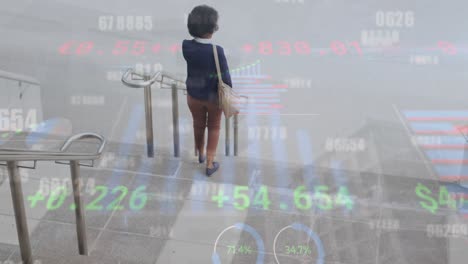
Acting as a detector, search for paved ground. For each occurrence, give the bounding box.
[0,133,467,263]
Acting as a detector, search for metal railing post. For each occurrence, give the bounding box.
[172,83,180,157]
[122,70,243,158]
[7,161,32,264]
[225,117,230,156]
[143,75,154,157]
[234,114,239,156]
[0,133,105,263]
[70,160,88,255]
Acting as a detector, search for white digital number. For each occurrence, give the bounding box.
[126,15,134,31]
[0,109,10,130]
[10,109,23,131]
[405,11,415,27]
[376,11,415,28]
[325,138,366,152]
[135,16,144,31]
[144,16,153,31]
[116,16,125,31]
[0,109,37,131]
[100,15,152,31]
[98,16,107,31]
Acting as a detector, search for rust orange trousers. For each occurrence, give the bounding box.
[187,95,222,161]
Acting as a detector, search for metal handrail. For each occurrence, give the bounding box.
[0,132,106,264]
[121,69,240,158]
[0,69,40,86]
[121,69,161,88]
[159,72,186,89]
[0,133,106,161]
[60,132,106,155]
[122,70,156,157]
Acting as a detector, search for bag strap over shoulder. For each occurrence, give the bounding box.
[212,45,223,84]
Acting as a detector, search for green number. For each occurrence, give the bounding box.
[335,186,354,210]
[439,186,456,210]
[290,246,297,254]
[227,245,235,254]
[294,186,311,210]
[233,186,250,210]
[85,186,108,210]
[28,190,46,208]
[285,245,290,254]
[47,186,67,210]
[106,186,128,211]
[253,185,271,210]
[212,189,229,208]
[415,183,438,214]
[314,185,333,210]
[129,186,147,210]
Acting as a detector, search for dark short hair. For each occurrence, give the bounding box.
[187,5,219,38]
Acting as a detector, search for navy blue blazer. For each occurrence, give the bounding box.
[182,39,232,102]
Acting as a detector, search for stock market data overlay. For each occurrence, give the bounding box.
[0,0,467,263]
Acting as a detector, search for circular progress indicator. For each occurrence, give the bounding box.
[273,223,325,264]
[212,223,265,264]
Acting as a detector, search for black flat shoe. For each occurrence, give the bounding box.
[206,162,219,177]
[198,154,206,164]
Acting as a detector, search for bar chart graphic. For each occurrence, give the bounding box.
[402,110,468,216]
[231,60,288,115]
[403,110,468,182]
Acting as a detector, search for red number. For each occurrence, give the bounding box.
[278,41,291,55]
[58,41,74,55]
[259,42,273,55]
[169,44,181,54]
[348,41,362,55]
[438,41,457,55]
[112,40,130,55]
[131,41,146,55]
[76,42,94,55]
[294,41,311,55]
[330,41,347,55]
[151,43,161,54]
